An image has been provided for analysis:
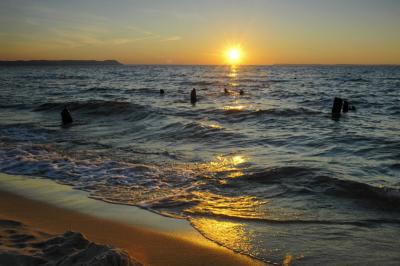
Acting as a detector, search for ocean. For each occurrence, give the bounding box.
[1,65,399,265]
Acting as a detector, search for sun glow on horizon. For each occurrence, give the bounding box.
[225,47,242,65]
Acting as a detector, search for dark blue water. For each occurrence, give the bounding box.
[1,65,399,265]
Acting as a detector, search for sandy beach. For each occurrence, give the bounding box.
[0,217,139,266]
[0,173,264,266]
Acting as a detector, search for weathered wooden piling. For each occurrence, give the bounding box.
[332,97,343,115]
[343,100,349,113]
[61,107,73,125]
[190,88,197,104]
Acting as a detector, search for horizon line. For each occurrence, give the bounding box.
[1,59,399,67]
[124,63,400,66]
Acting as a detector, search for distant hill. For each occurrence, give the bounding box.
[0,60,123,66]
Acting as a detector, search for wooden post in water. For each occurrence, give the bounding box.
[190,88,197,104]
[343,100,349,113]
[61,107,73,125]
[332,97,343,118]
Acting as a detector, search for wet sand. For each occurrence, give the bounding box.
[0,217,139,265]
[0,174,264,266]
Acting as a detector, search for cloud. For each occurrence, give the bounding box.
[160,36,182,42]
[0,3,183,51]
[126,25,156,36]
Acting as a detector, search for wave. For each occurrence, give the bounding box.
[156,121,239,141]
[264,79,290,83]
[235,78,264,83]
[241,167,400,206]
[322,176,400,204]
[328,77,370,83]
[0,103,29,109]
[0,125,52,142]
[180,80,220,86]
[253,107,321,117]
[33,100,149,117]
[189,214,400,227]
[210,107,321,122]
[1,132,399,230]
[83,87,120,93]
[83,86,159,95]
[241,166,315,183]
[21,74,90,80]
[345,78,370,82]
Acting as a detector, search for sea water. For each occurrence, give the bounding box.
[0,65,399,265]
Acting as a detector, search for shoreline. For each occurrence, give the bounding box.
[0,173,264,265]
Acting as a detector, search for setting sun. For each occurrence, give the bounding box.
[226,48,242,64]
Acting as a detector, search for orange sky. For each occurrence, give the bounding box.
[1,0,399,64]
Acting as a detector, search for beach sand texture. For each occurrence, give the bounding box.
[0,218,140,266]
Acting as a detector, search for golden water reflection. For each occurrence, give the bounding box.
[199,120,222,129]
[228,72,238,78]
[190,217,255,255]
[193,154,248,180]
[207,123,222,129]
[185,191,266,220]
[223,104,246,111]
[227,65,238,78]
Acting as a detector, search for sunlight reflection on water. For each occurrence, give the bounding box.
[185,190,266,219]
[223,104,246,111]
[192,154,248,181]
[190,217,255,256]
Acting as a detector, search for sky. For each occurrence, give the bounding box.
[0,0,399,65]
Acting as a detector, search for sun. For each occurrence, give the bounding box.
[229,49,240,61]
[226,47,242,64]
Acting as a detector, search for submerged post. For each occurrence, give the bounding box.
[332,97,343,118]
[160,89,165,95]
[61,106,73,125]
[190,88,197,104]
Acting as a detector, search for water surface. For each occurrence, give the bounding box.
[1,65,399,265]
